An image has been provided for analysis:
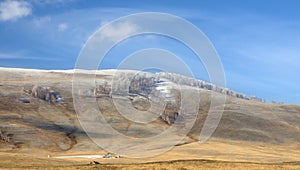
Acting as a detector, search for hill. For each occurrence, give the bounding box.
[0,67,300,169]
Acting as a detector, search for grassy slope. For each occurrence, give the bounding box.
[0,68,300,169]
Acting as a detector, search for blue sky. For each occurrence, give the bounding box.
[0,0,299,104]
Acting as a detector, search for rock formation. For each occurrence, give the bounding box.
[93,71,266,125]
[31,85,64,103]
[0,130,13,143]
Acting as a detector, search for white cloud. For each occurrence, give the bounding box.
[58,23,68,32]
[0,0,32,21]
[34,0,75,5]
[100,22,139,42]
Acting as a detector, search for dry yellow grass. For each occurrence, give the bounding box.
[2,158,300,170]
[1,68,300,169]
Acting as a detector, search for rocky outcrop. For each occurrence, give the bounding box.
[31,85,64,103]
[161,111,179,125]
[157,72,265,102]
[93,71,267,125]
[94,82,111,97]
[0,130,13,143]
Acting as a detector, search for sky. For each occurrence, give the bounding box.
[0,0,299,104]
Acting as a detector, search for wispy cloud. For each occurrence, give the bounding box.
[33,0,76,5]
[58,23,68,32]
[100,22,139,42]
[0,52,61,61]
[0,0,32,21]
